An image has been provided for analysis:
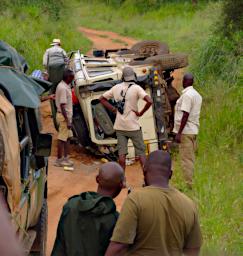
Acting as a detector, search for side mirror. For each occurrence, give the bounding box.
[35,134,52,157]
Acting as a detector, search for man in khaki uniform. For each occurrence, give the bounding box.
[100,67,152,171]
[173,73,202,188]
[54,69,74,167]
[105,150,202,256]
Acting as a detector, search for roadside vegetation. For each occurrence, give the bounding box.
[0,0,91,71]
[77,0,243,254]
[1,0,242,255]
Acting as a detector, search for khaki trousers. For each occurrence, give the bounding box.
[179,134,197,186]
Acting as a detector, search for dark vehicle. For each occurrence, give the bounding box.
[0,41,52,255]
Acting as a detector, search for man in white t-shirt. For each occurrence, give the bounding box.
[173,73,202,188]
[100,67,152,171]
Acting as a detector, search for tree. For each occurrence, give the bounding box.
[222,0,243,35]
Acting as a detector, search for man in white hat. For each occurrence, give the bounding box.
[100,66,152,172]
[43,39,68,84]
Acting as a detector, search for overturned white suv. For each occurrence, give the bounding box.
[51,41,188,160]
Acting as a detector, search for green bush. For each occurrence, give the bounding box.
[0,0,65,19]
[192,34,241,86]
[83,0,218,13]
[0,1,91,71]
[221,0,243,35]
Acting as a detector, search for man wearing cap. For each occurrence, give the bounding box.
[43,39,68,84]
[173,73,202,188]
[100,67,152,171]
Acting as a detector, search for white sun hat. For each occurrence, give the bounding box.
[50,38,61,46]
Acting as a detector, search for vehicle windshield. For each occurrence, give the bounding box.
[85,59,110,65]
[86,67,114,77]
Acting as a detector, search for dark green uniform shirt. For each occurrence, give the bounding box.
[51,192,118,256]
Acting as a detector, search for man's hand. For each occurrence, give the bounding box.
[105,242,129,256]
[112,107,117,114]
[49,94,55,100]
[175,133,182,143]
[133,95,152,118]
[40,94,55,102]
[132,110,142,117]
[67,120,72,129]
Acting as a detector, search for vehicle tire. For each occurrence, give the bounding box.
[30,200,47,256]
[0,131,4,176]
[72,108,92,147]
[144,53,188,70]
[129,60,150,66]
[131,40,169,57]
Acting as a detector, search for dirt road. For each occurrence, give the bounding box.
[46,27,183,255]
[79,27,138,53]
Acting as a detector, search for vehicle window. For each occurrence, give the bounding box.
[74,59,82,72]
[76,70,85,79]
[85,59,110,64]
[87,69,114,77]
[16,109,31,181]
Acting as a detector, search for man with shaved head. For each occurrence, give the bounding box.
[52,162,125,256]
[106,150,202,256]
[173,73,202,188]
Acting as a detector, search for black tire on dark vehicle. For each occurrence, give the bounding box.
[144,53,189,70]
[31,200,48,256]
[0,131,4,176]
[72,109,92,147]
[131,40,169,57]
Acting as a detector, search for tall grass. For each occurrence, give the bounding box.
[190,8,243,253]
[77,0,242,254]
[78,1,220,58]
[0,1,91,72]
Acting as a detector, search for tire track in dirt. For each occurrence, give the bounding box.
[79,27,137,54]
[46,27,183,255]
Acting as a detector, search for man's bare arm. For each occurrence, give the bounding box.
[60,103,68,120]
[175,111,189,143]
[60,103,72,129]
[40,94,55,102]
[133,95,152,117]
[105,242,129,256]
[99,96,117,114]
[183,247,201,256]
